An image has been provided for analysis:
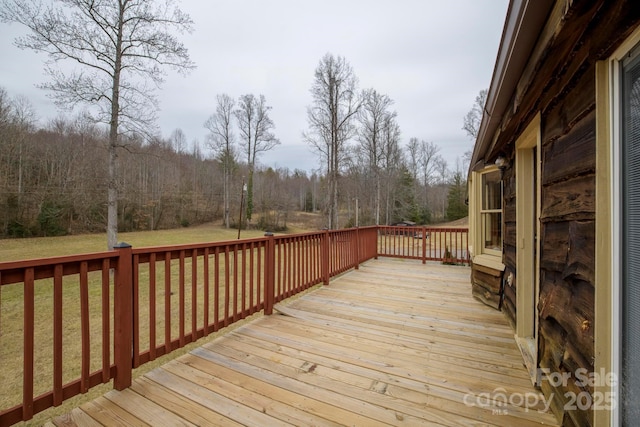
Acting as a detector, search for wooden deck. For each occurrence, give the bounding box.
[49,258,559,426]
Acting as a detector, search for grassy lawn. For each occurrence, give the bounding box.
[0,220,317,426]
[0,223,270,262]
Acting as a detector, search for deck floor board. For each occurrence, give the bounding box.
[54,258,559,426]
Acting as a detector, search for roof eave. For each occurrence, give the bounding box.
[470,0,555,173]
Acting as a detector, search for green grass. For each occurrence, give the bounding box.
[0,222,269,262]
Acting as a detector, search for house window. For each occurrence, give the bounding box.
[620,41,640,427]
[480,170,502,255]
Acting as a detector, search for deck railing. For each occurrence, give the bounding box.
[0,225,466,424]
[378,226,470,264]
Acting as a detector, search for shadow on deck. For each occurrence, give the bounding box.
[49,258,559,426]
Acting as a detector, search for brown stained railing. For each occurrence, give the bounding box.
[273,232,325,303]
[378,226,470,265]
[0,251,119,426]
[0,226,467,424]
[130,237,269,369]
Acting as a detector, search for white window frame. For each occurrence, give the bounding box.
[596,24,640,427]
[480,169,503,257]
[470,166,504,270]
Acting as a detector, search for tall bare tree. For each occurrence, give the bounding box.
[380,113,401,225]
[234,94,279,222]
[1,0,194,249]
[404,138,444,223]
[204,93,236,228]
[305,53,361,229]
[358,88,395,225]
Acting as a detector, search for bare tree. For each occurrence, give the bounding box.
[304,53,361,229]
[380,114,401,225]
[462,88,488,167]
[9,95,36,201]
[403,138,445,223]
[0,87,11,128]
[406,137,420,182]
[462,89,488,139]
[419,140,441,190]
[0,89,36,233]
[204,93,236,228]
[1,0,195,249]
[358,88,396,225]
[234,94,279,222]
[170,128,188,154]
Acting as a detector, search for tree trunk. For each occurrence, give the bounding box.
[107,7,124,250]
[224,163,230,228]
[375,170,380,225]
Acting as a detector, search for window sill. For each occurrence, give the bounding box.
[472,253,505,271]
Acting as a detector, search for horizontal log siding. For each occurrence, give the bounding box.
[485,1,640,424]
[538,103,596,427]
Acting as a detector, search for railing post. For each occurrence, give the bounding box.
[354,228,360,270]
[322,228,330,285]
[422,227,427,264]
[113,242,133,391]
[264,233,275,315]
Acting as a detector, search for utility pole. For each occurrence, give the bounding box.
[237,179,246,239]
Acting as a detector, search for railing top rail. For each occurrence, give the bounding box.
[0,251,119,286]
[272,230,325,241]
[131,236,270,255]
[378,225,469,230]
[0,250,118,270]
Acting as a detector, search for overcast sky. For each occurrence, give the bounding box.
[0,0,508,173]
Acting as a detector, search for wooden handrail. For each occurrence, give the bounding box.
[0,225,468,424]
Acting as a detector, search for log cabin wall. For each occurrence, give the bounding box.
[537,73,596,427]
[501,161,516,329]
[482,1,640,425]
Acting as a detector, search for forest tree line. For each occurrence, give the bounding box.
[0,85,468,239]
[0,3,477,244]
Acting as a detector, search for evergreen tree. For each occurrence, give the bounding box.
[446,172,468,221]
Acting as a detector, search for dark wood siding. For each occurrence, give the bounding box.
[502,163,516,327]
[485,2,640,425]
[538,83,596,427]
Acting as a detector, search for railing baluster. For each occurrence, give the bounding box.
[203,248,210,336]
[179,250,185,347]
[164,251,171,355]
[286,239,292,297]
[79,261,90,393]
[257,242,262,308]
[191,249,197,341]
[233,245,239,322]
[277,240,283,298]
[101,260,110,382]
[224,246,230,326]
[149,253,156,361]
[214,247,220,331]
[23,267,35,420]
[53,265,63,406]
[132,255,140,368]
[241,243,247,316]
